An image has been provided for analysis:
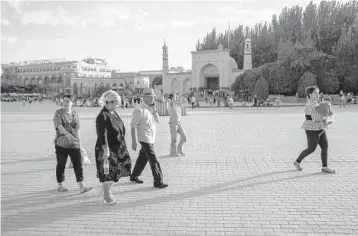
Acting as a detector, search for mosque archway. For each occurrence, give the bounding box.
[182,78,192,93]
[51,77,57,84]
[80,83,84,97]
[37,78,43,85]
[58,76,64,94]
[200,63,220,90]
[73,83,78,96]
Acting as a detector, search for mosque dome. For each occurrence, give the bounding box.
[229,57,238,70]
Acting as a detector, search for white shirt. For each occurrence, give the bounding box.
[130,103,160,144]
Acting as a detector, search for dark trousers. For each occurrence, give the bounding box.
[131,142,163,183]
[55,146,84,183]
[296,130,328,167]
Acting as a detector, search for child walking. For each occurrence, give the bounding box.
[294,86,336,174]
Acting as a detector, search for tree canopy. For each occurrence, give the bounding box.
[197,0,358,95]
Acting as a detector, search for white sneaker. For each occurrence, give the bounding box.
[178,152,186,156]
[322,167,336,174]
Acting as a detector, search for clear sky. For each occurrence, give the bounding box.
[1,0,350,71]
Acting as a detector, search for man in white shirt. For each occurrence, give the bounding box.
[130,88,168,188]
[168,92,187,156]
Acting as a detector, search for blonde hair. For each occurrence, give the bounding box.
[98,90,121,107]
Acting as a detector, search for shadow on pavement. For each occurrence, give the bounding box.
[1,169,324,232]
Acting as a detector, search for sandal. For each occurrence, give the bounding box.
[322,167,336,174]
[57,186,69,192]
[104,200,116,205]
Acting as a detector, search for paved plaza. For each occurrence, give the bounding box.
[1,102,358,236]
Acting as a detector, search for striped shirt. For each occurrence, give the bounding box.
[301,100,326,131]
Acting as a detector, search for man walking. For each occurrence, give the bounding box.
[130,88,168,188]
[168,92,187,156]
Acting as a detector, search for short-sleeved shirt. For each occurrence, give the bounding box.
[301,100,326,131]
[130,103,159,144]
[53,108,80,148]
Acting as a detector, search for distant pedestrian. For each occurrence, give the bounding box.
[228,96,234,109]
[339,90,345,108]
[168,92,187,156]
[191,96,196,109]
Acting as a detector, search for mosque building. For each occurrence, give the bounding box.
[162,38,252,94]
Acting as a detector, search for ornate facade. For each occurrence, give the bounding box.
[2,58,122,97]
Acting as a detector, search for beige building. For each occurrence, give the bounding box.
[111,70,158,94]
[2,58,122,97]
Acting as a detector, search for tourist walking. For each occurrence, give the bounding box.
[168,92,187,156]
[191,95,196,109]
[95,90,132,205]
[228,96,234,109]
[294,86,336,174]
[130,88,168,188]
[339,90,346,108]
[53,94,92,193]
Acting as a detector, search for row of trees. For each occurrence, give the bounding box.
[196,0,358,97]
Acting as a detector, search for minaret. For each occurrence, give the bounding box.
[243,38,252,70]
[162,40,169,73]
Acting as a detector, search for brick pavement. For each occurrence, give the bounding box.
[1,102,358,236]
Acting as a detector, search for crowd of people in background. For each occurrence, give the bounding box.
[2,88,356,109]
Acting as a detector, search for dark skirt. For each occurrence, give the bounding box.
[95,143,132,182]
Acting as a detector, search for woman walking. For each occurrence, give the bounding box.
[294,86,336,174]
[95,90,132,205]
[53,94,92,193]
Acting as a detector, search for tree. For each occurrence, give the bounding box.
[244,68,261,94]
[297,72,317,97]
[254,77,269,99]
[151,75,163,88]
[342,76,357,92]
[268,62,291,94]
[196,0,358,95]
[320,69,340,94]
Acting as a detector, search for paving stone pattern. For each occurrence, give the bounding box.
[1,102,358,236]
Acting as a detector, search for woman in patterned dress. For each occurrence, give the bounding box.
[53,94,92,193]
[294,86,336,174]
[95,90,132,205]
